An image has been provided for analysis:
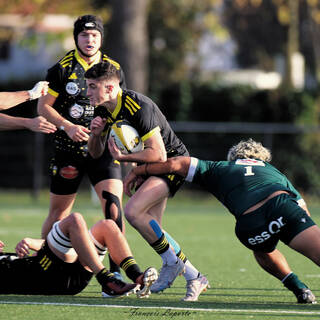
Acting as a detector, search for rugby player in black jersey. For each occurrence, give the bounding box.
[86,61,208,301]
[123,138,318,304]
[0,212,157,297]
[37,15,126,278]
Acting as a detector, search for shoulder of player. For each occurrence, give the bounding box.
[101,53,121,70]
[47,50,76,74]
[123,90,156,110]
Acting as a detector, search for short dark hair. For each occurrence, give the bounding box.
[85,62,121,81]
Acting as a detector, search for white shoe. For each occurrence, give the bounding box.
[182,274,210,301]
[150,259,185,293]
[136,267,158,298]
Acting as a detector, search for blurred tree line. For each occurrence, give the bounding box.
[0,0,320,195]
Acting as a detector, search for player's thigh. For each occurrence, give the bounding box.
[49,192,77,218]
[289,225,320,265]
[125,176,169,218]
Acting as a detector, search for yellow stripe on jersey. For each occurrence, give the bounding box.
[141,126,160,142]
[125,96,141,115]
[39,255,52,270]
[75,49,102,71]
[59,51,74,67]
[102,54,121,70]
[48,88,59,98]
[111,89,123,119]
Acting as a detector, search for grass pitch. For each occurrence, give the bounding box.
[0,189,320,320]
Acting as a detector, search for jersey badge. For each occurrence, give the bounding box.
[66,82,80,95]
[69,103,84,119]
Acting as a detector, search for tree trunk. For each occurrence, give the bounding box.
[105,0,149,93]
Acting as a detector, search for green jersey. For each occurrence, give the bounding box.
[186,157,302,219]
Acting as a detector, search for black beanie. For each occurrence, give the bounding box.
[73,15,104,44]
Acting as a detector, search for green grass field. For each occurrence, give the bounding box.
[1,190,320,320]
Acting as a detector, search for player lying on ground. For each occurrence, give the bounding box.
[0,212,157,297]
[124,138,318,304]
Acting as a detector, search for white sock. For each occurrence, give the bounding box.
[183,260,200,281]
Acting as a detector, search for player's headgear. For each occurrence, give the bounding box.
[227,138,272,162]
[73,15,104,45]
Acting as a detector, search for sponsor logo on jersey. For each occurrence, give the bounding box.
[247,217,286,246]
[59,166,79,179]
[69,103,84,119]
[66,82,80,95]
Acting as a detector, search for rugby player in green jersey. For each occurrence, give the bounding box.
[86,61,207,301]
[124,138,318,304]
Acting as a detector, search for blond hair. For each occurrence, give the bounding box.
[227,138,272,162]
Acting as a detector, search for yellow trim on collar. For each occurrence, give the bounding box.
[141,126,160,142]
[111,89,123,119]
[48,88,59,98]
[75,49,102,71]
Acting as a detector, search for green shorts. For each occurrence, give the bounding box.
[235,194,315,252]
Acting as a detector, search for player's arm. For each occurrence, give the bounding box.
[0,113,56,133]
[0,81,49,110]
[37,94,90,142]
[109,129,167,163]
[88,116,108,158]
[15,238,45,258]
[123,156,191,196]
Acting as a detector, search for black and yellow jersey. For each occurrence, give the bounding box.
[45,49,125,155]
[186,158,303,219]
[95,89,188,158]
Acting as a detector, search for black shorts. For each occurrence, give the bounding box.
[50,149,122,195]
[0,242,93,295]
[235,194,316,252]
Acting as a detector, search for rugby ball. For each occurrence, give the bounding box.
[109,120,144,154]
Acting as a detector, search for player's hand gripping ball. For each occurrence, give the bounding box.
[109,120,144,154]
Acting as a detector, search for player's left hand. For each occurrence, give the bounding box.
[123,170,139,197]
[28,81,49,100]
[27,116,57,134]
[108,137,125,161]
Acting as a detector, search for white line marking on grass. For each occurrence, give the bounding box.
[0,301,320,316]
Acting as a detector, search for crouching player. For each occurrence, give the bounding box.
[124,138,318,304]
[0,212,157,297]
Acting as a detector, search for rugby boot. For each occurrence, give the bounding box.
[150,259,185,293]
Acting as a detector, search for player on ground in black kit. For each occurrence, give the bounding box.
[0,212,157,297]
[124,138,318,304]
[37,15,126,278]
[86,61,208,301]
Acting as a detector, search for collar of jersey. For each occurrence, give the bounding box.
[110,89,123,119]
[75,49,102,71]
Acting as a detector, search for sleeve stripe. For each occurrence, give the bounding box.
[48,88,59,98]
[186,157,199,182]
[141,126,160,142]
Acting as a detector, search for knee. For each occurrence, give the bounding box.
[67,212,85,227]
[124,203,138,225]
